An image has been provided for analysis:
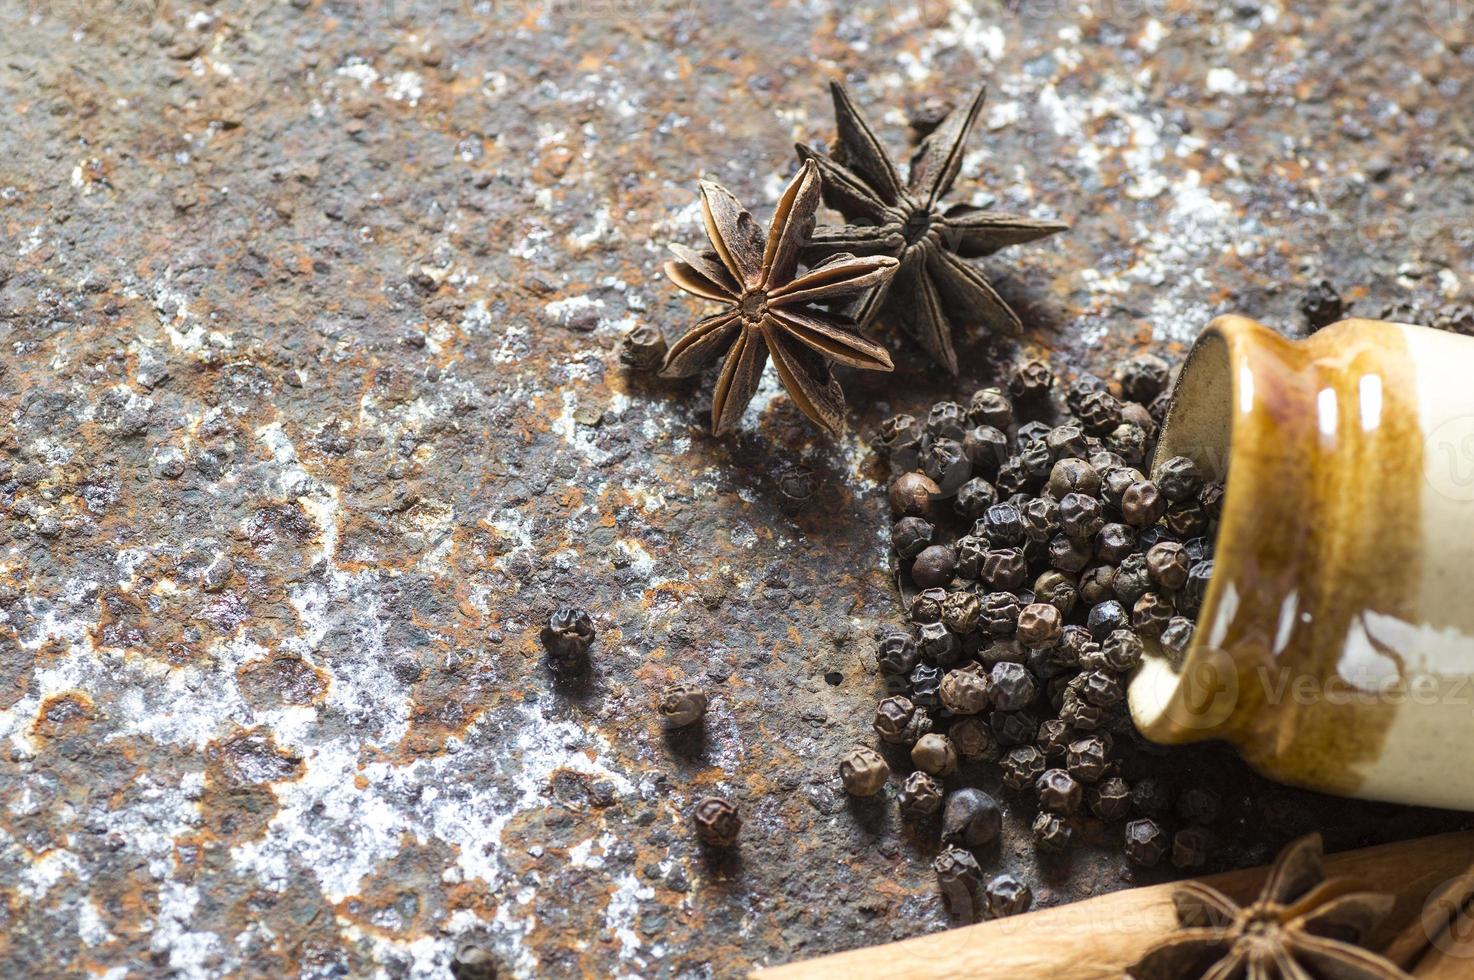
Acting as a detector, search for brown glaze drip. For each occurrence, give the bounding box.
[1144,317,1421,796]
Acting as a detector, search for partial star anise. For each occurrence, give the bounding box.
[661,159,898,435]
[1129,833,1409,980]
[797,82,1068,375]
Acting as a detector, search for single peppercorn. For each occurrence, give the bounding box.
[891,516,935,560]
[1036,718,1072,759]
[874,696,921,744]
[912,545,958,589]
[1054,625,1096,669]
[1036,769,1083,815]
[1078,669,1123,708]
[1176,786,1221,825]
[1101,629,1145,672]
[1077,565,1116,606]
[908,662,945,709]
[940,666,992,715]
[926,401,968,441]
[978,591,1023,636]
[838,745,891,797]
[933,846,983,919]
[993,707,1040,747]
[1093,522,1136,564]
[954,477,999,519]
[1058,492,1105,541]
[1184,559,1214,612]
[1164,499,1209,539]
[1020,498,1061,547]
[1047,458,1101,501]
[916,621,962,667]
[1001,745,1048,790]
[1124,818,1168,867]
[541,606,595,675]
[962,426,1009,478]
[1160,616,1195,658]
[909,587,947,624]
[968,387,1014,429]
[1015,602,1064,648]
[691,796,742,846]
[1066,735,1111,783]
[1198,481,1226,515]
[994,455,1032,496]
[1120,480,1167,527]
[1086,599,1130,639]
[1105,421,1148,465]
[1146,541,1190,591]
[1172,826,1213,870]
[1121,399,1156,436]
[1010,359,1053,400]
[1045,424,1090,461]
[450,944,499,980]
[980,548,1029,591]
[1132,592,1175,638]
[949,716,998,760]
[1156,455,1204,502]
[1111,553,1152,605]
[922,437,971,491]
[898,771,945,819]
[657,682,708,728]
[911,732,958,777]
[1118,352,1171,403]
[1047,533,1092,573]
[941,591,982,636]
[1032,570,1078,617]
[980,502,1027,546]
[1076,389,1123,434]
[941,787,1003,847]
[1100,464,1144,509]
[889,471,940,517]
[878,413,922,456]
[953,534,988,579]
[1065,373,1107,413]
[1183,536,1214,563]
[1091,776,1133,821]
[620,323,668,371]
[876,629,920,676]
[986,874,1033,918]
[1059,694,1104,731]
[990,662,1036,711]
[1016,441,1053,483]
[1032,811,1074,851]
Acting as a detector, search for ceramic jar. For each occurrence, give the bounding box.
[1128,315,1474,809]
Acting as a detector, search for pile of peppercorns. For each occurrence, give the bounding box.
[843,353,1227,920]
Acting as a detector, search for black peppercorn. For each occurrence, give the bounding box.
[911,545,957,589]
[978,591,1023,637]
[963,425,1009,476]
[1059,694,1104,731]
[1176,786,1221,825]
[980,502,1027,546]
[968,387,1014,429]
[980,548,1029,591]
[891,516,935,560]
[926,401,968,441]
[1120,480,1167,527]
[1036,718,1072,759]
[1001,745,1047,790]
[1164,500,1209,539]
[1059,492,1105,541]
[1036,768,1083,815]
[620,323,668,371]
[1101,629,1145,672]
[1065,373,1107,414]
[994,455,1031,496]
[992,709,1040,747]
[1017,440,1053,483]
[1111,553,1152,605]
[1132,592,1175,638]
[1183,536,1214,563]
[1104,421,1148,466]
[1118,352,1171,403]
[1121,400,1156,438]
[657,682,708,728]
[899,770,945,818]
[1032,570,1078,617]
[985,874,1033,918]
[1100,464,1144,510]
[1198,481,1226,515]
[953,534,988,579]
[1016,420,1052,446]
[1077,565,1116,606]
[941,787,1003,847]
[933,846,983,919]
[916,621,962,667]
[878,413,923,455]
[954,477,999,519]
[949,716,998,760]
[1047,533,1092,574]
[990,662,1036,711]
[1093,522,1136,564]
[1078,669,1123,707]
[876,629,920,676]
[1091,776,1133,821]
[1156,455,1204,502]
[940,666,992,715]
[1172,826,1213,870]
[1020,496,1061,544]
[909,588,946,624]
[1145,541,1190,591]
[1066,735,1111,783]
[908,662,944,709]
[922,437,971,491]
[1055,625,1097,669]
[1045,424,1090,462]
[1124,818,1167,867]
[940,592,981,636]
[1184,559,1214,612]
[911,732,958,777]
[1160,616,1195,658]
[1010,359,1053,400]
[1032,811,1073,851]
[1085,599,1129,639]
[1076,389,1122,434]
[874,696,922,744]
[838,745,890,796]
[541,606,595,675]
[1131,776,1173,817]
[1015,602,1064,648]
[889,471,940,517]
[691,796,742,846]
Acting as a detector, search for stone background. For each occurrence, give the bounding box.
[1,0,1472,977]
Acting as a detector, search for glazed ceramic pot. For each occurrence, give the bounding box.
[1128,315,1474,810]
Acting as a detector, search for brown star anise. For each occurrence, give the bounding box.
[661,159,898,435]
[797,82,1068,374]
[1129,833,1408,980]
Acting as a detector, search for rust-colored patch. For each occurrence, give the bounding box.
[237,652,329,709]
[31,691,96,741]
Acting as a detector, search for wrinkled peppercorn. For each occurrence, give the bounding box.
[1033,570,1078,617]
[1078,565,1116,605]
[963,425,1009,475]
[1086,599,1129,639]
[949,716,998,760]
[889,471,940,517]
[940,666,992,715]
[1101,629,1145,672]
[878,413,923,456]
[1032,811,1073,851]
[1091,776,1133,821]
[541,606,595,675]
[1124,818,1167,866]
[891,516,935,560]
[1077,669,1123,707]
[876,629,920,676]
[657,682,708,728]
[1164,500,1209,539]
[909,587,946,624]
[1118,353,1171,403]
[909,662,944,709]
[980,502,1027,546]
[1111,553,1152,605]
[1198,481,1226,515]
[942,787,1002,847]
[1094,522,1136,563]
[1160,616,1195,657]
[912,732,958,776]
[692,796,742,846]
[1047,533,1092,573]
[990,662,1036,711]
[1036,718,1072,759]
[968,387,1014,429]
[923,437,970,490]
[839,745,891,796]
[1059,492,1104,541]
[1131,777,1173,817]
[1015,602,1063,648]
[1100,464,1143,509]
[1184,560,1214,611]
[1120,480,1167,527]
[933,846,983,918]
[979,591,1023,636]
[926,401,968,440]
[1046,424,1090,461]
[994,707,1042,748]
[1132,592,1175,638]
[1076,389,1123,434]
[1146,541,1190,591]
[953,534,988,579]
[1066,735,1111,783]
[874,696,921,744]
[986,874,1033,918]
[980,548,1028,591]
[620,323,668,371]
[1010,359,1053,400]
[954,477,999,519]
[1036,769,1083,814]
[1105,421,1148,465]
[1001,745,1047,790]
[1048,458,1101,500]
[1059,694,1104,731]
[899,771,945,818]
[941,591,982,635]
[916,621,962,667]
[1156,455,1203,502]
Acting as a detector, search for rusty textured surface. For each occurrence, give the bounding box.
[1,1,1472,977]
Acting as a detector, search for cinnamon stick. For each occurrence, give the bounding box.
[755,831,1474,980]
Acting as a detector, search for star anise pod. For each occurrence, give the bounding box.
[661,158,899,435]
[1129,833,1408,980]
[797,82,1068,374]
